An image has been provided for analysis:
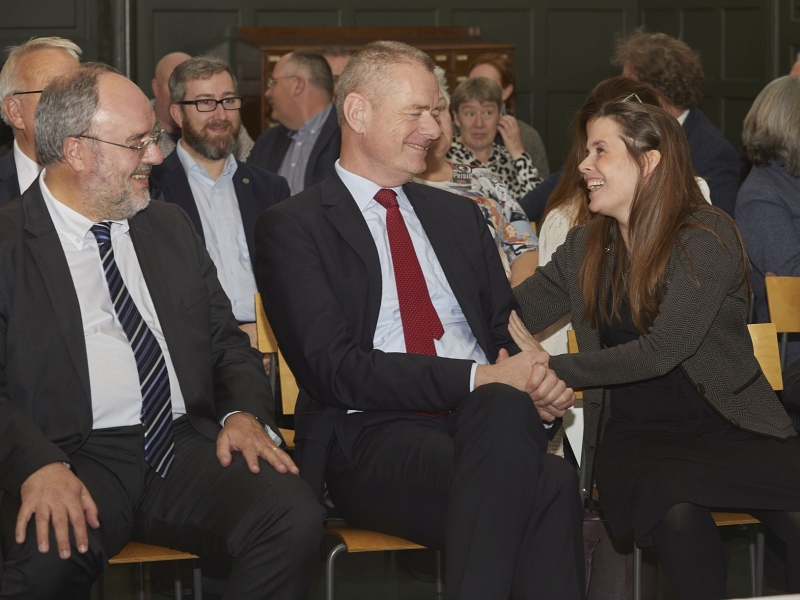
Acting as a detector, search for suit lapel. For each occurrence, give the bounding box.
[322,175,383,338]
[23,185,91,401]
[232,164,259,269]
[160,153,205,242]
[405,183,494,358]
[267,128,292,173]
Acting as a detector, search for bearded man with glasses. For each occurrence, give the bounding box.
[151,55,290,347]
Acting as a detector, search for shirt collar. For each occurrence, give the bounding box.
[13,139,43,191]
[334,160,411,213]
[288,103,334,140]
[676,109,690,126]
[175,139,238,182]
[40,171,129,250]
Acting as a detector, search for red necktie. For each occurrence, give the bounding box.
[373,188,444,356]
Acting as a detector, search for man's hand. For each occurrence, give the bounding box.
[525,362,575,422]
[217,413,299,476]
[475,348,549,391]
[16,463,99,559]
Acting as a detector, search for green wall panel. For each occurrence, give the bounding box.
[255,10,342,27]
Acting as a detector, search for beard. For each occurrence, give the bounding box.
[87,153,152,221]
[181,115,239,160]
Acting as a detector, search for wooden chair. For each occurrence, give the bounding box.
[99,543,201,600]
[765,275,800,368]
[570,324,781,599]
[254,294,443,599]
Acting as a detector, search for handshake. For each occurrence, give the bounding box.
[474,311,575,422]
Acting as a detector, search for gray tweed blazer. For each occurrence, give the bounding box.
[514,210,796,494]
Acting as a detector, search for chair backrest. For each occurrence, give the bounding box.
[565,329,582,399]
[747,322,783,391]
[765,275,800,334]
[255,294,298,415]
[565,325,782,391]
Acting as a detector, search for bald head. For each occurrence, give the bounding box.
[152,52,191,133]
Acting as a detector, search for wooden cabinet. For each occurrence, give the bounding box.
[234,27,513,133]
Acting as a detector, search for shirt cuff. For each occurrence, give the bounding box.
[221,411,283,446]
[469,363,478,392]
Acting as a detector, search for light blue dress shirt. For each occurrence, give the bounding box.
[176,141,258,322]
[278,104,333,196]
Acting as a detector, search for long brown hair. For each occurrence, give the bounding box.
[542,76,661,226]
[577,101,742,332]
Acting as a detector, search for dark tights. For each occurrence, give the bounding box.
[651,503,800,599]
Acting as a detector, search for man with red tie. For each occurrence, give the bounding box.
[255,41,585,600]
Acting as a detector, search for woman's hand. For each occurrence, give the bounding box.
[497,115,525,159]
[509,310,546,353]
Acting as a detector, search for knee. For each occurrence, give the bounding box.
[461,384,546,444]
[541,454,580,498]
[2,527,105,599]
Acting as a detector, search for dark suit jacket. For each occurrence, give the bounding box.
[248,106,341,191]
[150,150,290,273]
[683,108,740,217]
[0,149,20,208]
[0,183,279,497]
[255,174,520,499]
[514,209,796,489]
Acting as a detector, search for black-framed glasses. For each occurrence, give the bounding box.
[78,128,164,159]
[266,75,298,89]
[176,97,242,112]
[12,90,43,96]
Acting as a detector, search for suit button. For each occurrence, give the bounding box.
[73,434,83,444]
[697,383,706,395]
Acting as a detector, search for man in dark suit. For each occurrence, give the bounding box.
[0,37,81,206]
[150,55,289,335]
[248,51,341,196]
[256,41,584,600]
[0,64,323,598]
[615,29,740,216]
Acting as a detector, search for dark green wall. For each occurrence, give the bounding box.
[3,0,799,170]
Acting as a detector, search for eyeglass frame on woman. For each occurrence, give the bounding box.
[175,97,243,112]
[78,128,165,158]
[265,75,298,89]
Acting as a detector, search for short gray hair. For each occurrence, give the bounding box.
[450,77,503,115]
[743,75,800,177]
[336,41,435,124]
[35,63,118,167]
[0,36,82,126]
[169,55,237,104]
[433,66,450,108]
[287,51,333,97]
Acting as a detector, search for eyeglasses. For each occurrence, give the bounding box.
[176,97,243,112]
[266,75,298,89]
[78,128,164,159]
[12,90,43,96]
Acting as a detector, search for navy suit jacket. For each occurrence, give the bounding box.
[248,106,341,191]
[683,108,740,217]
[0,149,20,208]
[150,150,290,273]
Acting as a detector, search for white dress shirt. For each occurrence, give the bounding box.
[335,161,487,398]
[176,141,258,322]
[41,174,187,429]
[13,140,42,195]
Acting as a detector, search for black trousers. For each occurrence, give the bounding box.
[0,417,324,600]
[326,383,586,600]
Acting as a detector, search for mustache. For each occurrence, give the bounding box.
[132,166,152,176]
[205,119,232,130]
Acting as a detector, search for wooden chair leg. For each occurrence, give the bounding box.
[325,543,347,600]
[633,545,642,600]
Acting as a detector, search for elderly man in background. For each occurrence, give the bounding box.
[614,28,740,216]
[256,41,584,600]
[151,51,254,160]
[0,63,323,599]
[0,36,81,205]
[248,50,341,196]
[150,55,289,345]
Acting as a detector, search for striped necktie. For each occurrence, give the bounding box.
[90,222,175,477]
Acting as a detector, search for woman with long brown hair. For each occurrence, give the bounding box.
[511,98,800,598]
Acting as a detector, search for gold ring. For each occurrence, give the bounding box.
[271,446,279,452]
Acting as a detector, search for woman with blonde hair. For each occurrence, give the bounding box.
[511,97,800,599]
